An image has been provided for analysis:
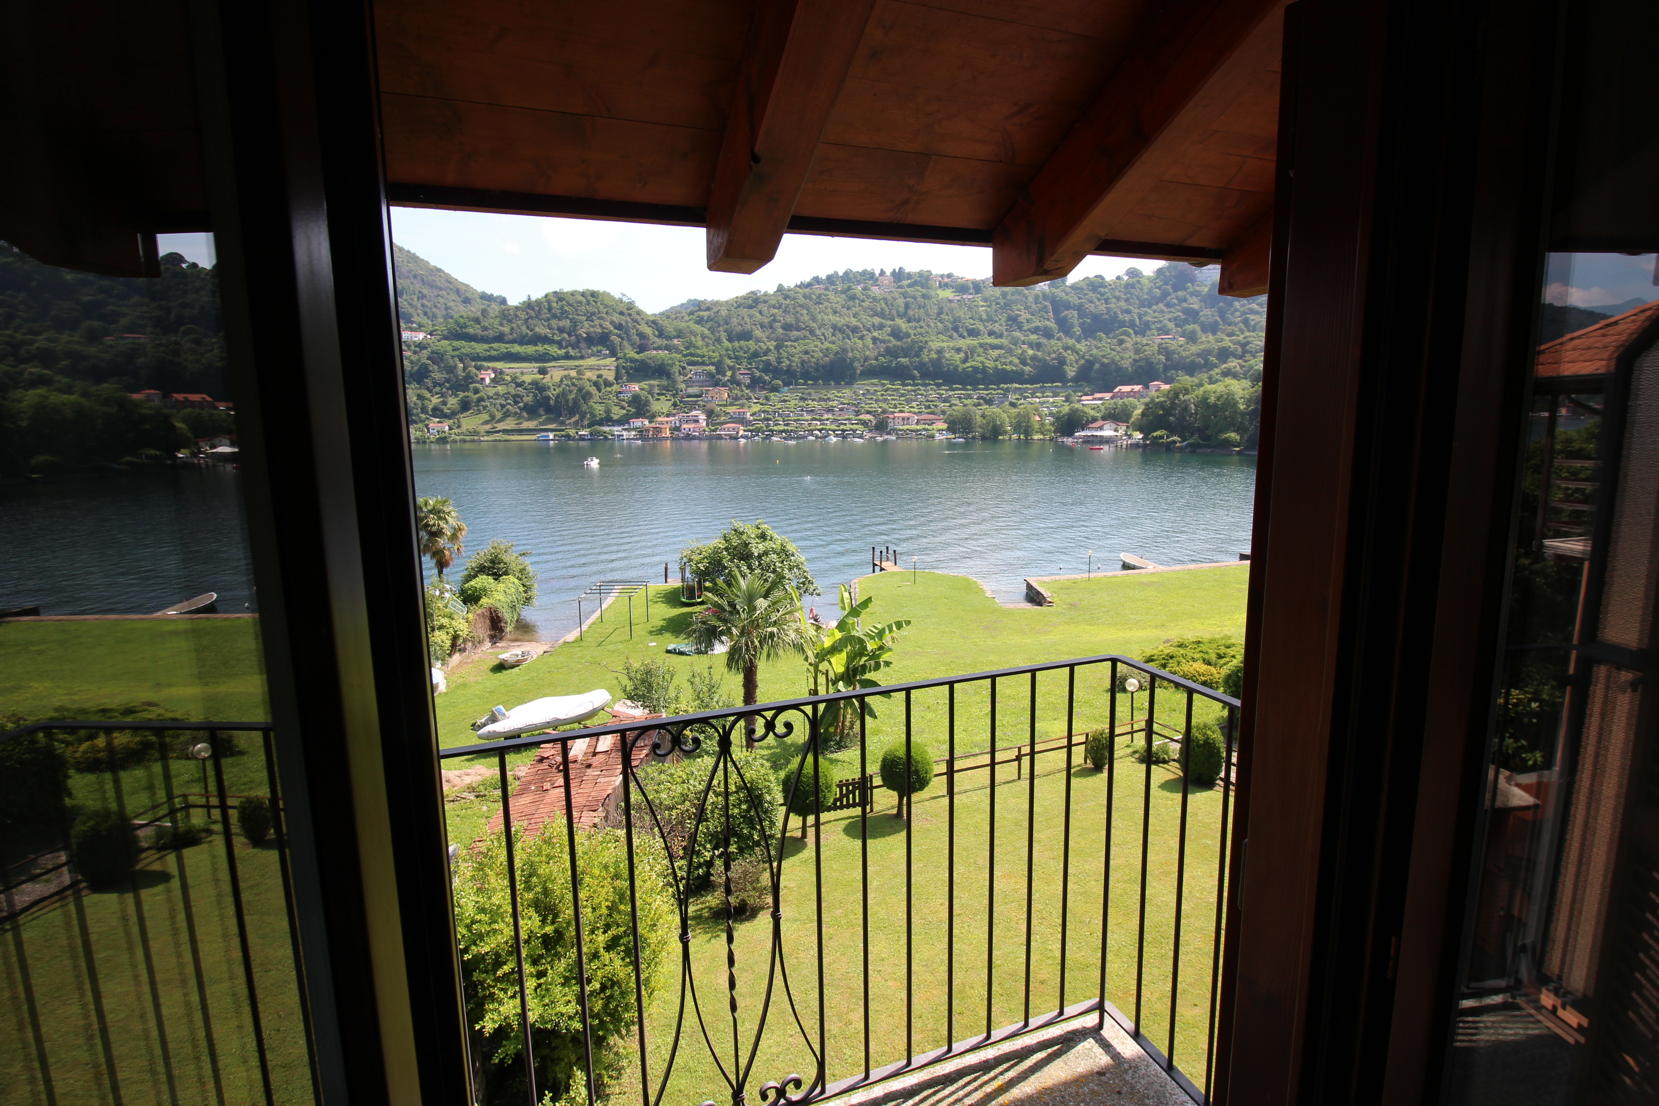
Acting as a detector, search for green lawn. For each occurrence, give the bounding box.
[0,829,314,1105]
[0,617,269,723]
[439,565,1245,1101]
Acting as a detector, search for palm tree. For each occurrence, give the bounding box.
[415,496,467,582]
[689,573,808,723]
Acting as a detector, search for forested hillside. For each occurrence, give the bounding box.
[421,263,1265,390]
[0,243,225,475]
[393,244,506,330]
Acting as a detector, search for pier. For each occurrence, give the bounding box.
[870,544,901,573]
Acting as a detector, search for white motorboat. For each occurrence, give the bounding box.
[583,456,601,468]
[473,689,613,739]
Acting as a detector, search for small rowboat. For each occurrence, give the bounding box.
[498,648,536,668]
[473,689,613,739]
[158,592,218,615]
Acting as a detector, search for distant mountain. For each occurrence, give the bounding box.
[392,245,505,330]
[1538,297,1656,345]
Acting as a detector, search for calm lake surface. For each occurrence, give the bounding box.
[413,440,1256,637]
[0,441,1256,635]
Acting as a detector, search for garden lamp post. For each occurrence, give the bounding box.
[190,741,214,820]
[1087,550,1094,579]
[911,555,918,584]
[1124,676,1140,723]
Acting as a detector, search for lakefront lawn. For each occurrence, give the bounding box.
[437,564,1245,1099]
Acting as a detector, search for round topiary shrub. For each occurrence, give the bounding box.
[1184,720,1226,789]
[1084,729,1111,770]
[238,796,273,845]
[784,758,839,838]
[72,808,137,887]
[1130,739,1175,766]
[879,742,934,817]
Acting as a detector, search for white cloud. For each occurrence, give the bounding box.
[1544,282,1620,307]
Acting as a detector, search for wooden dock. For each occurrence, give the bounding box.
[871,544,902,573]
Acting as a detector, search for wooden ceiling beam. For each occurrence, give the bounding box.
[1219,205,1274,297]
[705,0,876,274]
[991,0,1282,287]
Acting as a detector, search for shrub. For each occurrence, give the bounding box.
[1143,636,1244,693]
[879,741,934,816]
[1218,431,1242,449]
[238,796,273,845]
[461,573,528,635]
[684,664,732,714]
[1163,660,1226,691]
[72,808,137,886]
[619,658,682,715]
[64,730,159,772]
[1130,739,1175,766]
[452,823,674,1105]
[1184,721,1226,788]
[459,539,538,603]
[152,822,210,850]
[783,758,839,838]
[724,855,772,919]
[425,584,471,663]
[1084,729,1112,770]
[0,723,68,836]
[1219,660,1245,699]
[634,751,779,894]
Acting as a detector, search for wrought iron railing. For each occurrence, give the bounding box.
[0,719,313,1106]
[441,654,1240,1106]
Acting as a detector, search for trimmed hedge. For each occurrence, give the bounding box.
[72,808,137,887]
[1184,721,1225,789]
[784,758,839,838]
[238,796,273,845]
[1084,729,1111,770]
[879,742,934,816]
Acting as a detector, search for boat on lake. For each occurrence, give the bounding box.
[158,592,218,615]
[583,456,600,468]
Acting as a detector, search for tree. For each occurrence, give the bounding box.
[681,520,817,597]
[460,538,538,603]
[803,584,909,752]
[688,573,809,715]
[416,496,467,581]
[944,405,979,438]
[1051,404,1091,437]
[879,742,935,818]
[452,824,674,1105]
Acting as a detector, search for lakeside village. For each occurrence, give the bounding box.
[416,359,1182,447]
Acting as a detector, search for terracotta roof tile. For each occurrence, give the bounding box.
[1536,299,1659,378]
[485,708,666,840]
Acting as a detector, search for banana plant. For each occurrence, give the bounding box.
[803,585,910,752]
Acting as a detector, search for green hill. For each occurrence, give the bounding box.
[392,244,506,330]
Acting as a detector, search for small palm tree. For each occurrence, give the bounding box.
[415,496,467,582]
[689,573,808,727]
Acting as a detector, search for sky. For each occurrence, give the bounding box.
[386,207,1152,313]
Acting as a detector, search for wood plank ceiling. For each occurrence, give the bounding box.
[377,0,1285,295]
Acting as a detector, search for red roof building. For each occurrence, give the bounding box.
[1535,299,1659,378]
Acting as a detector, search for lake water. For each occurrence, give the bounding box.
[412,440,1256,637]
[0,441,1256,635]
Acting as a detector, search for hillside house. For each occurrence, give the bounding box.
[167,392,216,409]
[887,411,918,426]
[727,408,751,424]
[424,422,449,435]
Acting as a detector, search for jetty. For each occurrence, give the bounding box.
[870,545,902,573]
